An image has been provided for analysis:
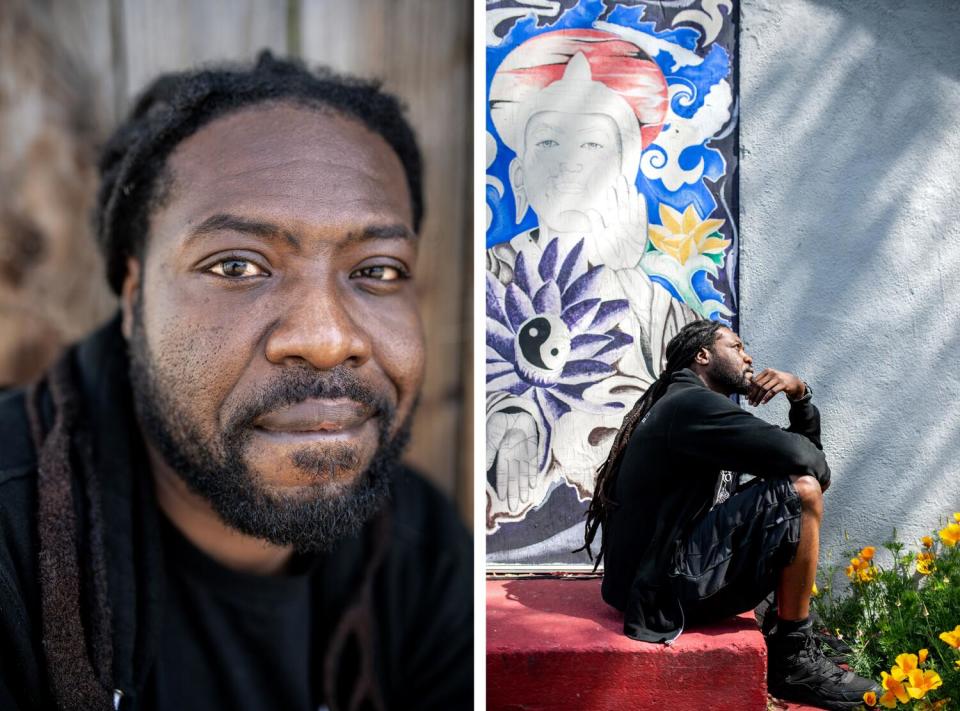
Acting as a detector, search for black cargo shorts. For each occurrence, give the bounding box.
[669,476,803,625]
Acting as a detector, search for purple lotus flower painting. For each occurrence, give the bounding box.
[487,238,632,468]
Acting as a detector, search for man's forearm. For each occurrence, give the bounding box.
[786,386,823,449]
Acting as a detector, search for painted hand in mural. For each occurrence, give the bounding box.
[584,174,649,270]
[486,409,540,509]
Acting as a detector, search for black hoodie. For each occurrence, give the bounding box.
[0,317,472,710]
[600,368,829,643]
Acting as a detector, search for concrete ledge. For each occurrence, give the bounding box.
[487,578,768,710]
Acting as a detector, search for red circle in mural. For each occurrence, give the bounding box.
[492,29,669,149]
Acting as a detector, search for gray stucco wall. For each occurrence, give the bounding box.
[740,0,960,567]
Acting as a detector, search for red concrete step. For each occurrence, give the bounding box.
[487,578,768,711]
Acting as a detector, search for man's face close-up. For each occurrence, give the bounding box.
[123,102,425,550]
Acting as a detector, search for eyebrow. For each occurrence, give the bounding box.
[187,213,415,250]
[187,214,301,250]
[343,223,417,245]
[530,123,561,135]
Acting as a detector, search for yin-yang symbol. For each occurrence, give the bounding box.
[515,314,571,385]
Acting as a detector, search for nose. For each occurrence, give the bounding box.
[559,161,582,173]
[264,289,373,370]
[743,351,753,365]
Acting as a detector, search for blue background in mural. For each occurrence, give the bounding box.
[486,0,738,323]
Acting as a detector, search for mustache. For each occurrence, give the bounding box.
[224,366,395,435]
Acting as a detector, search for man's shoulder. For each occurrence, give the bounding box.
[663,372,741,415]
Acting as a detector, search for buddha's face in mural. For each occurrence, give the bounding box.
[518,110,623,234]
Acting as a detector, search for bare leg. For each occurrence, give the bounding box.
[766,474,881,706]
[776,475,823,621]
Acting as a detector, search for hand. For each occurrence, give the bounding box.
[746,368,805,406]
[486,410,539,510]
[584,175,648,269]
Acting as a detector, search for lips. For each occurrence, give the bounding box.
[551,181,586,195]
[254,398,374,433]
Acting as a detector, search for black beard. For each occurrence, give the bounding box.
[127,306,410,553]
[709,356,752,396]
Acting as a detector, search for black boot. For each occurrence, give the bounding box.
[814,628,854,664]
[766,620,880,711]
[759,596,853,664]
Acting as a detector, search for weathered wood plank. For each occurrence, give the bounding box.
[119,0,288,105]
[299,0,390,75]
[0,0,116,385]
[36,0,118,129]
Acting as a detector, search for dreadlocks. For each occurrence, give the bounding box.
[29,52,421,710]
[578,319,724,569]
[95,50,423,294]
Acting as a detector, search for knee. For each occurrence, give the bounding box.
[791,475,823,517]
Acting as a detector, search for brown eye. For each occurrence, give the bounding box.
[208,258,267,278]
[351,265,406,281]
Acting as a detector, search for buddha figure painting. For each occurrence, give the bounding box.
[485,0,739,565]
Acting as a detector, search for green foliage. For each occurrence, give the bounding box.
[812,516,960,709]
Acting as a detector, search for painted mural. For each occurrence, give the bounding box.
[486,0,740,565]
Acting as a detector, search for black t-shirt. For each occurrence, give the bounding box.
[144,517,328,711]
[0,318,473,710]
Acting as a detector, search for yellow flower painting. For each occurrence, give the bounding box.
[647,203,728,266]
[640,203,733,318]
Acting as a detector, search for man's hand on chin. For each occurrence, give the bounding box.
[746,368,806,407]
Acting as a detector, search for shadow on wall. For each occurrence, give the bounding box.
[740,0,960,563]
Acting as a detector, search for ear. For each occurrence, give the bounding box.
[693,346,711,366]
[120,256,141,340]
[509,158,528,224]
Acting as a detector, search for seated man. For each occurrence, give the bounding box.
[581,319,878,710]
[0,54,471,711]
